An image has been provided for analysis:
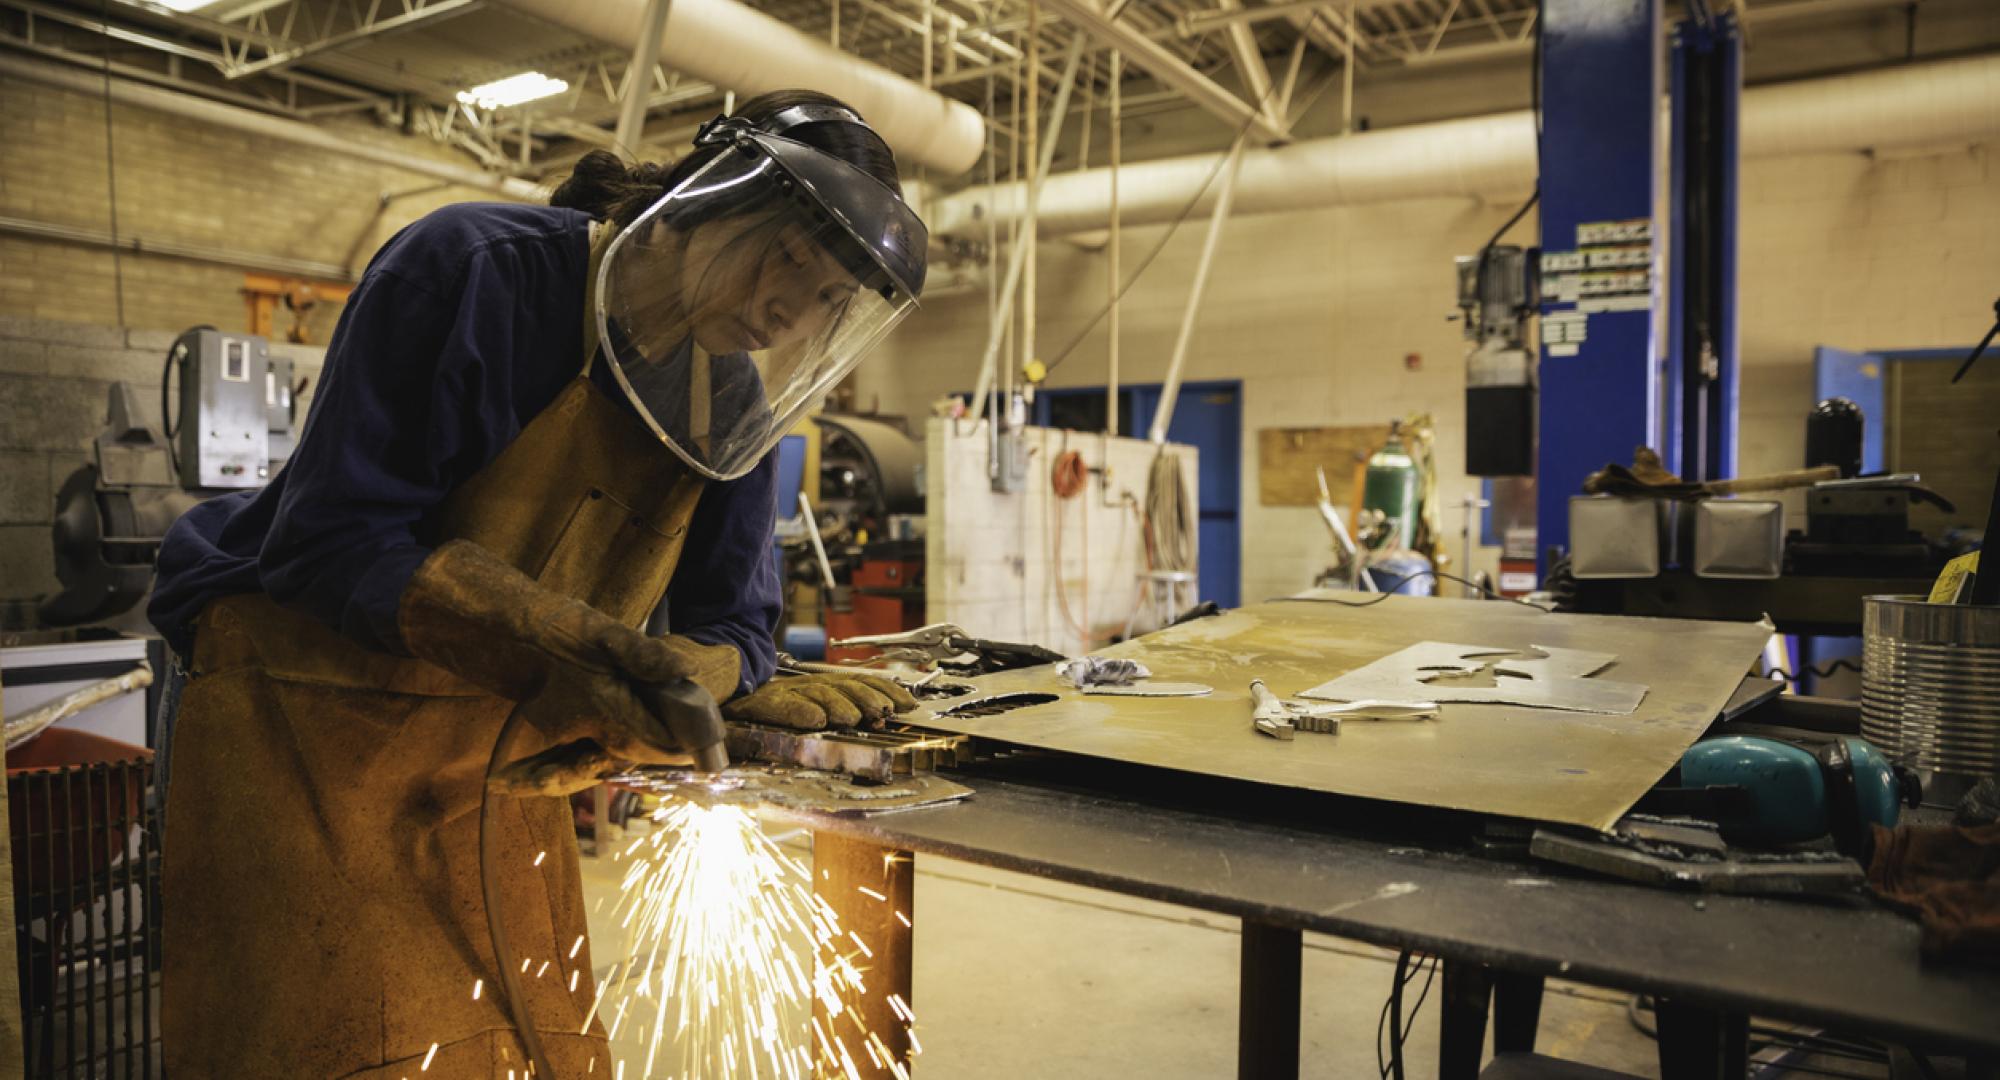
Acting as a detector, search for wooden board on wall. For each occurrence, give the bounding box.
[1258,425,1391,508]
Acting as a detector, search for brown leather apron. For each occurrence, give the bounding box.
[163,237,708,1078]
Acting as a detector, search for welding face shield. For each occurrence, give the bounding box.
[595,114,928,481]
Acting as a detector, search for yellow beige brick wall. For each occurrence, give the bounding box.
[0,72,517,338]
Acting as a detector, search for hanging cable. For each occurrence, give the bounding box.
[1041,75,1285,378]
[1292,568,1552,612]
[1051,448,1089,498]
[1051,448,1093,643]
[480,704,559,1080]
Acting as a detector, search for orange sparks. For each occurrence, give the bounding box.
[894,910,911,928]
[420,1042,439,1071]
[856,886,887,902]
[533,850,547,867]
[472,979,483,1000]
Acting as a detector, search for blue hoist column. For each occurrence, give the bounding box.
[1535,0,1743,569]
[1535,0,1665,568]
[1666,9,1742,483]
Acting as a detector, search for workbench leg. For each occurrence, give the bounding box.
[1237,920,1301,1080]
[1653,998,1748,1080]
[1438,959,1494,1080]
[813,832,915,1078]
[590,783,611,855]
[1491,971,1544,1053]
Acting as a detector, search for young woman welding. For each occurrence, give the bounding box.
[146,90,923,1077]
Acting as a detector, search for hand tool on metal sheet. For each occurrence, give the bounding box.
[832,622,1068,674]
[777,652,976,699]
[1250,679,1297,739]
[1251,680,1438,739]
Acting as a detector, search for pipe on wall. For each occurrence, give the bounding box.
[496,0,987,175]
[932,53,2000,237]
[0,214,359,281]
[0,52,545,201]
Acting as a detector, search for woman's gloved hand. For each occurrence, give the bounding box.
[397,539,742,777]
[723,672,918,732]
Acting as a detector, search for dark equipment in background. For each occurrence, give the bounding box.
[1456,245,1538,478]
[776,416,929,659]
[1805,397,1864,480]
[39,328,296,629]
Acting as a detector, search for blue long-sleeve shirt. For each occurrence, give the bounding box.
[148,202,781,695]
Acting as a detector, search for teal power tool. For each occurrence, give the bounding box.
[1676,736,1922,856]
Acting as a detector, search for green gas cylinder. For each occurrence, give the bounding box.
[1363,427,1420,551]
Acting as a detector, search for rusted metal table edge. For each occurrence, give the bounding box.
[766,778,2000,1055]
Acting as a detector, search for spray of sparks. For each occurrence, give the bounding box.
[581,796,918,1079]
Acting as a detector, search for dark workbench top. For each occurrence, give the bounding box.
[764,755,2000,1055]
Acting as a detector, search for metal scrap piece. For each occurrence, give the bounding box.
[724,722,970,782]
[621,763,973,815]
[1083,682,1214,697]
[1300,641,1648,715]
[1529,827,1864,897]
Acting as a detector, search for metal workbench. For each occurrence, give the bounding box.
[768,747,2000,1079]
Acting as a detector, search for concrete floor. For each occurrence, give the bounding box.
[577,816,1670,1078]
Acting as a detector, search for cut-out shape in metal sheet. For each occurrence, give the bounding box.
[1299,641,1648,715]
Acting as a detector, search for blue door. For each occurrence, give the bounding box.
[1041,382,1242,608]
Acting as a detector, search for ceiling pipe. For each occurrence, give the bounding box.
[494,0,986,175]
[931,52,2000,238]
[0,52,543,201]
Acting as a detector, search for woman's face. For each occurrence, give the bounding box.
[678,211,858,356]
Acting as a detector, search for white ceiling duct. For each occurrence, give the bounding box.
[934,53,2000,238]
[496,0,986,176]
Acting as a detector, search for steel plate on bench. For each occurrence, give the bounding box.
[903,595,1771,831]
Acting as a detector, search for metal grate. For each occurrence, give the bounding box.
[9,757,160,1079]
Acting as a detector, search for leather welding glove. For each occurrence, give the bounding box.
[723,672,919,732]
[397,539,742,785]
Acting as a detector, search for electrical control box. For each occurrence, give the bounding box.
[178,330,271,489]
[265,351,297,469]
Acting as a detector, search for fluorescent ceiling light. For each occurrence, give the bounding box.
[150,0,221,10]
[455,71,569,110]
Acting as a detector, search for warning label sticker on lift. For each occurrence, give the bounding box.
[1538,219,1656,353]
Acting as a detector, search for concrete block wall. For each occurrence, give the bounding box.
[0,315,325,604]
[0,73,510,338]
[859,143,2000,605]
[926,419,1196,655]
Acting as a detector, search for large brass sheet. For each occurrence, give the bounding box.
[907,595,1773,831]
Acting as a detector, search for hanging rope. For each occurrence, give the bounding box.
[1146,450,1195,573]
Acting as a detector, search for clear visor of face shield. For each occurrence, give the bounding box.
[595,145,919,482]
